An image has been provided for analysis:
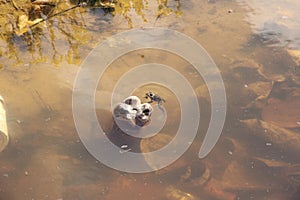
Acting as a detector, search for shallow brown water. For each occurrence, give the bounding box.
[0,0,300,200]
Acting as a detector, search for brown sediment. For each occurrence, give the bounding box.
[241,119,300,154]
[262,97,300,128]
[105,175,166,199]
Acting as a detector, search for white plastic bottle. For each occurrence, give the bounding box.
[0,95,9,152]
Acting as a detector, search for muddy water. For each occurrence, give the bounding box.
[0,0,300,199]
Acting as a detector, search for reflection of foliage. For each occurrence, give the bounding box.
[114,0,148,26]
[0,0,95,67]
[156,0,182,19]
[72,0,149,26]
[0,0,57,36]
[0,0,182,67]
[73,0,182,26]
[113,0,182,26]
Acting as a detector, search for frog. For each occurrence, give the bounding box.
[144,91,166,105]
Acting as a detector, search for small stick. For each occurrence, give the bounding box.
[29,2,86,28]
[34,89,53,112]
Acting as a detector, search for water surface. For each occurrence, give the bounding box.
[0,0,300,199]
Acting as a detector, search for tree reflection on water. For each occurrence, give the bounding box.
[0,0,182,68]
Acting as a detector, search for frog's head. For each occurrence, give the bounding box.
[145,91,155,99]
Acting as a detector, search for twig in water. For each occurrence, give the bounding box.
[29,2,87,28]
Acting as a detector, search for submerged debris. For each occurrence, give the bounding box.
[246,81,273,101]
[241,119,300,154]
[283,164,300,187]
[243,81,273,109]
[262,97,300,128]
[165,186,198,200]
